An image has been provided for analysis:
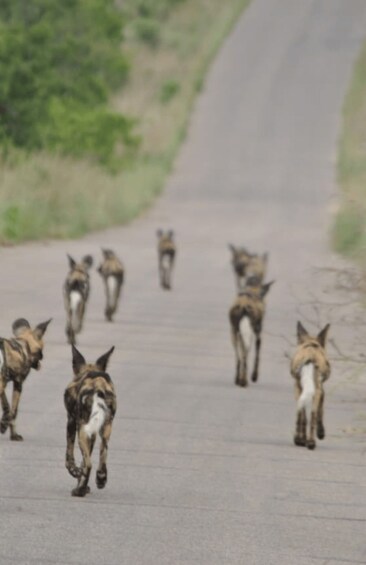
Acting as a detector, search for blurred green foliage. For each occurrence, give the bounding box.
[0,0,136,167]
[121,0,187,20]
[160,80,180,103]
[133,17,160,47]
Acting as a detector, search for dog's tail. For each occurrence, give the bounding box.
[239,313,253,354]
[298,362,315,418]
[70,291,82,332]
[0,343,4,374]
[84,392,108,438]
[107,276,119,309]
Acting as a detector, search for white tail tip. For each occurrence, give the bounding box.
[83,393,107,438]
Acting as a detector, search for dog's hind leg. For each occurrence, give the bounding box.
[8,381,23,441]
[307,387,322,450]
[0,382,11,436]
[317,387,325,440]
[251,324,262,383]
[65,415,82,478]
[236,330,248,387]
[72,428,92,497]
[230,327,240,385]
[65,322,76,345]
[293,381,306,446]
[96,422,112,489]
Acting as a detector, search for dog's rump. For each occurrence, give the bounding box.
[66,278,88,296]
[76,371,116,424]
[83,393,108,438]
[291,347,330,384]
[0,338,29,383]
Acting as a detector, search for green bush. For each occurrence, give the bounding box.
[0,0,133,166]
[126,0,187,19]
[160,80,180,103]
[133,17,160,47]
[332,205,365,256]
[41,99,139,168]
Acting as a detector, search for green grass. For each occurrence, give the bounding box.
[333,40,366,260]
[0,0,250,243]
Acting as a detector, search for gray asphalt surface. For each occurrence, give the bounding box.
[1,1,366,564]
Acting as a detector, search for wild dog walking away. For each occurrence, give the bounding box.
[63,254,93,345]
[229,277,274,387]
[157,229,176,290]
[0,318,51,440]
[97,249,124,322]
[64,345,116,497]
[228,244,268,291]
[291,321,330,450]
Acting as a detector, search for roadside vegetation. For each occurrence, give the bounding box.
[0,0,250,242]
[333,40,366,262]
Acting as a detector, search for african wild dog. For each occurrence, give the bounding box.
[0,318,51,440]
[228,244,268,291]
[291,321,330,450]
[64,345,116,497]
[157,229,176,290]
[63,254,93,345]
[229,277,274,387]
[97,249,124,322]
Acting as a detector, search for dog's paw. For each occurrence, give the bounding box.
[96,469,107,489]
[306,439,316,450]
[71,486,89,497]
[0,417,10,434]
[317,422,325,440]
[294,435,306,447]
[66,463,82,478]
[10,433,23,441]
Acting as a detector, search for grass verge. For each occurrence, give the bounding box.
[0,0,250,243]
[333,40,366,261]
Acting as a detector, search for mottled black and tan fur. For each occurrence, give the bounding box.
[157,229,176,290]
[0,318,51,440]
[64,345,116,497]
[290,322,330,450]
[63,254,93,345]
[229,277,274,387]
[97,249,124,322]
[228,244,268,291]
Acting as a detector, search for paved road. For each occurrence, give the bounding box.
[1,1,366,564]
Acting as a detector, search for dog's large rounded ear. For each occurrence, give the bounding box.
[34,318,52,339]
[317,323,330,348]
[156,229,163,238]
[12,318,30,337]
[96,346,115,372]
[297,321,309,344]
[228,243,236,254]
[167,230,174,239]
[262,252,269,265]
[67,254,76,270]
[72,344,86,376]
[82,255,93,269]
[260,280,275,298]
